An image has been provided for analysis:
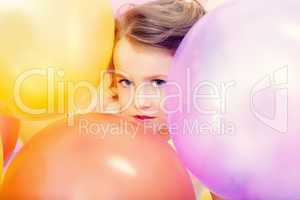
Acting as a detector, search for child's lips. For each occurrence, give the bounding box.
[133,115,156,121]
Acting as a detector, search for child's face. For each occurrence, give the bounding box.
[113,37,173,133]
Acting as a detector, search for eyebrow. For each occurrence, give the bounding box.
[113,73,130,80]
[113,73,167,80]
[144,75,168,81]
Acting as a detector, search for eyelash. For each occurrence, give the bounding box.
[118,79,167,88]
[151,79,167,87]
[118,79,133,87]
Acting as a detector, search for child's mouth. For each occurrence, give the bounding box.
[133,115,156,121]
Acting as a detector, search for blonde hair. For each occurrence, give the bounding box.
[107,0,206,99]
[116,0,206,50]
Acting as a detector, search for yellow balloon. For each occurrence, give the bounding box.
[199,188,213,200]
[0,0,114,120]
[19,118,61,144]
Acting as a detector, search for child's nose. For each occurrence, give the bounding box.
[134,95,152,111]
[133,83,160,112]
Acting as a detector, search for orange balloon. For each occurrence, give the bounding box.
[1,113,194,199]
[19,117,61,144]
[0,114,20,162]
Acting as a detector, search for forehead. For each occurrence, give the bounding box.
[113,37,173,79]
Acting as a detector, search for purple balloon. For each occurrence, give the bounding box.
[166,0,300,199]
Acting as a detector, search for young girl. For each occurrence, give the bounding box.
[106,0,204,133]
[102,0,221,199]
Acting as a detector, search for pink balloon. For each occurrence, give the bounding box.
[166,0,300,199]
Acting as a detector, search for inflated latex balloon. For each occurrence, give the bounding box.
[201,0,229,11]
[3,140,22,174]
[199,189,213,200]
[19,117,59,144]
[166,0,300,199]
[0,138,3,179]
[1,113,194,199]
[0,114,19,162]
[0,0,114,120]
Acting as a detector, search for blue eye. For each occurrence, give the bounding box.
[151,79,167,87]
[118,79,133,87]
